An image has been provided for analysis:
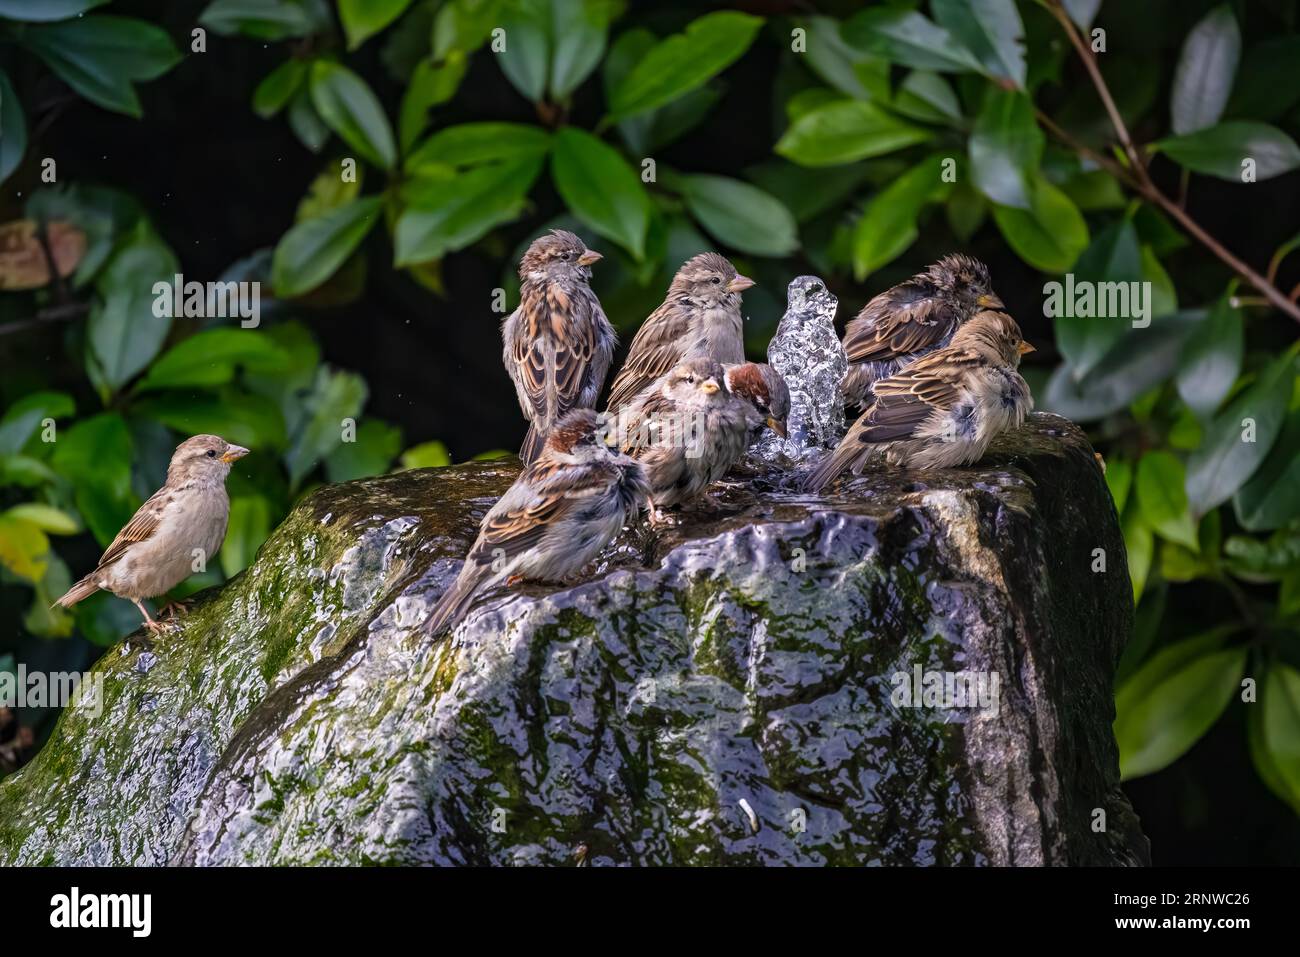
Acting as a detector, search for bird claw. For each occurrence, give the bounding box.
[160,599,194,621]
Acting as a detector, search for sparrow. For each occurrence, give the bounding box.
[723,362,789,446]
[422,409,648,637]
[618,357,756,517]
[54,434,249,633]
[604,252,754,415]
[764,275,845,455]
[502,229,615,464]
[841,254,1004,409]
[805,310,1034,491]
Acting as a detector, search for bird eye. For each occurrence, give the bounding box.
[206,450,217,458]
[686,375,696,384]
[710,276,721,285]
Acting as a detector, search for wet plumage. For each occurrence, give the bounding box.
[841,254,1003,409]
[806,311,1034,491]
[502,230,615,464]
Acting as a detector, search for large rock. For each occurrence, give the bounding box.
[0,413,1148,866]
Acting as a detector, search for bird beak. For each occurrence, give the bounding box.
[578,250,603,266]
[766,416,787,438]
[700,378,720,395]
[221,445,250,463]
[978,293,1005,309]
[1017,341,1036,355]
[602,428,619,448]
[727,274,755,293]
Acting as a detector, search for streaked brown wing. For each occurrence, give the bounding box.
[468,461,614,567]
[606,299,689,412]
[844,295,961,365]
[94,488,169,571]
[512,285,603,427]
[618,391,675,455]
[857,350,976,442]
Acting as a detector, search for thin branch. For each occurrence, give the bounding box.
[1045,0,1300,326]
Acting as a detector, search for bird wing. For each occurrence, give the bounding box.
[93,487,172,572]
[843,286,961,365]
[509,284,610,432]
[605,298,690,413]
[618,389,676,455]
[856,348,977,441]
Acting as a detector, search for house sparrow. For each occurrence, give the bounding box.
[503,229,615,464]
[841,254,1003,409]
[618,357,755,517]
[604,252,754,415]
[723,362,789,446]
[54,434,249,633]
[805,311,1034,491]
[422,409,647,637]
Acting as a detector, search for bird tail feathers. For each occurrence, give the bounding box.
[804,440,859,494]
[423,565,492,638]
[53,576,99,610]
[520,422,546,465]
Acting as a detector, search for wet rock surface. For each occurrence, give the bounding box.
[0,412,1147,866]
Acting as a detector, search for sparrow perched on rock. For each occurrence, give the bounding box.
[724,362,789,446]
[503,230,615,464]
[604,253,754,415]
[763,275,845,456]
[55,434,249,633]
[806,311,1034,491]
[423,409,647,637]
[841,254,1004,409]
[619,357,757,517]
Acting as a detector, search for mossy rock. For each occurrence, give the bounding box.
[0,413,1148,866]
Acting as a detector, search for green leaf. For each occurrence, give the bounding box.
[991,174,1088,273]
[287,89,330,152]
[1258,663,1300,813]
[295,162,363,220]
[272,195,381,297]
[400,440,452,469]
[1186,348,1297,515]
[339,0,413,49]
[1053,217,1141,380]
[1105,457,1133,515]
[87,231,179,391]
[550,128,650,259]
[324,419,403,482]
[309,61,397,170]
[1136,451,1198,550]
[285,368,368,487]
[0,70,27,186]
[1234,407,1300,531]
[607,11,763,121]
[23,15,181,118]
[800,16,888,101]
[677,174,797,258]
[1170,4,1239,136]
[4,503,79,535]
[1153,122,1300,182]
[220,494,272,577]
[1226,37,1300,122]
[968,89,1042,209]
[135,390,288,451]
[1121,504,1153,601]
[549,0,613,100]
[1115,641,1245,779]
[496,0,549,101]
[1175,295,1243,417]
[252,59,307,118]
[398,54,469,152]
[198,0,323,40]
[842,7,982,74]
[932,0,1025,88]
[406,122,550,172]
[1062,0,1101,29]
[892,71,962,126]
[394,155,544,264]
[0,391,74,455]
[775,99,931,167]
[0,0,107,21]
[851,156,947,280]
[50,412,134,543]
[136,329,293,392]
[0,513,49,582]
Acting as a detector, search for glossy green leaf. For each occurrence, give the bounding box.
[1170,5,1239,135]
[968,89,1042,209]
[5,503,79,535]
[1105,457,1133,515]
[400,440,452,469]
[406,122,550,172]
[1136,451,1198,550]
[287,88,329,152]
[1176,295,1243,417]
[87,232,179,391]
[932,0,1025,88]
[991,174,1088,273]
[284,368,368,487]
[1053,217,1141,380]
[892,71,962,126]
[135,391,288,451]
[1115,641,1245,779]
[678,174,797,258]
[1186,348,1297,515]
[0,513,49,582]
[198,0,323,40]
[397,54,469,152]
[324,419,403,482]
[136,329,293,392]
[1234,407,1300,531]
[851,156,946,280]
[550,128,649,259]
[842,7,982,73]
[1258,663,1300,813]
[252,59,307,118]
[1121,504,1153,601]
[309,61,397,169]
[549,0,613,99]
[394,155,544,264]
[0,391,74,455]
[607,11,763,121]
[272,195,381,297]
[339,0,413,49]
[801,16,888,100]
[776,100,931,167]
[1153,122,1300,182]
[0,0,106,20]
